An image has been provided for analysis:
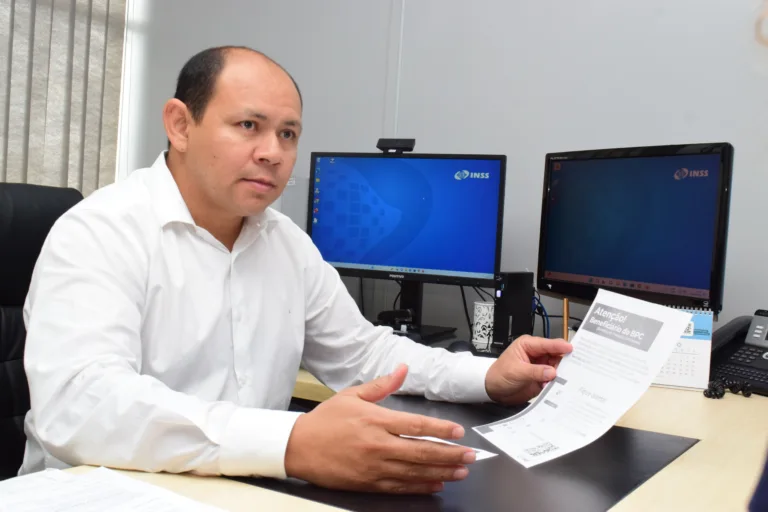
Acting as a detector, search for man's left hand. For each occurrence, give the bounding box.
[485,335,573,405]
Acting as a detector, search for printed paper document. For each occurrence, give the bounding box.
[403,436,497,461]
[0,467,224,512]
[474,289,691,468]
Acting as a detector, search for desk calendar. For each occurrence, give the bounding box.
[653,308,713,390]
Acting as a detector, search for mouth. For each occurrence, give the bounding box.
[241,177,276,192]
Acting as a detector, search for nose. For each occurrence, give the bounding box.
[253,133,283,166]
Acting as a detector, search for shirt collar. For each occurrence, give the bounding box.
[146,151,278,234]
[147,152,196,228]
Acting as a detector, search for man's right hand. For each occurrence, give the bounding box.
[284,364,476,494]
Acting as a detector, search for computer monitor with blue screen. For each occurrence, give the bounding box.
[307,152,506,339]
[536,142,733,313]
[307,153,506,285]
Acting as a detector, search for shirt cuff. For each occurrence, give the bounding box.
[448,354,495,403]
[219,407,303,478]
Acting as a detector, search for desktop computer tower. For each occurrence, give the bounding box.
[492,272,534,351]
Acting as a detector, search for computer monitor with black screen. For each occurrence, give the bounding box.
[537,142,733,314]
[307,152,506,339]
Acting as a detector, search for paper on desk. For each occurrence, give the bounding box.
[473,289,691,468]
[401,435,497,460]
[0,466,225,512]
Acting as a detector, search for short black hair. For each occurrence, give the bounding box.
[172,45,302,124]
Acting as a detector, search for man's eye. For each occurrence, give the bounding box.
[280,130,296,140]
[240,121,255,130]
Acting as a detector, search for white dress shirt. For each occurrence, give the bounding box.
[19,152,494,479]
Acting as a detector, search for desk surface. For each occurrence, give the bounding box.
[245,393,697,512]
[292,369,336,402]
[614,385,768,511]
[73,372,767,511]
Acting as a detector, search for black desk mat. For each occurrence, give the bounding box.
[236,395,698,512]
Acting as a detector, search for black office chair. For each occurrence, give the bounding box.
[0,183,83,480]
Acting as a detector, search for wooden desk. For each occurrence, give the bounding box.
[69,372,767,511]
[292,369,335,402]
[614,386,768,511]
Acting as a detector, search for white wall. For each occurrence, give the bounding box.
[118,0,399,192]
[392,0,768,334]
[121,0,768,338]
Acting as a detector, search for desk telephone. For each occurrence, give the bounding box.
[711,310,768,397]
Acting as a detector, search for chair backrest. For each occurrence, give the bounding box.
[0,183,83,479]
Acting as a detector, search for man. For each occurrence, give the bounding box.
[20,46,572,495]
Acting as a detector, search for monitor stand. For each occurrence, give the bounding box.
[399,281,456,343]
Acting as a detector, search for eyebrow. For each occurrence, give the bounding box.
[243,110,302,130]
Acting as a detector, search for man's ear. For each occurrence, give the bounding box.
[163,99,192,152]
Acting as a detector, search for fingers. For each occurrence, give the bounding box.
[522,363,557,383]
[520,336,573,358]
[388,436,476,465]
[381,409,465,440]
[379,460,469,484]
[354,364,409,403]
[374,479,445,494]
[546,355,563,368]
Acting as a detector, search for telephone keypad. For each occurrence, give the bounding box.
[730,346,763,364]
[716,364,768,384]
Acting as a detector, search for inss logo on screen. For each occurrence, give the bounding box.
[674,168,709,180]
[454,170,490,180]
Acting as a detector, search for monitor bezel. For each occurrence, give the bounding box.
[535,142,733,313]
[306,151,507,288]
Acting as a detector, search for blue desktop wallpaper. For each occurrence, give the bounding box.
[309,156,503,275]
[543,154,723,289]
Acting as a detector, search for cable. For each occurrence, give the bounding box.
[531,297,542,336]
[460,286,472,338]
[533,296,550,338]
[529,294,549,336]
[533,289,545,336]
[476,287,493,301]
[473,286,494,301]
[392,280,403,310]
[359,277,365,316]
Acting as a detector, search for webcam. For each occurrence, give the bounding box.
[376,138,415,153]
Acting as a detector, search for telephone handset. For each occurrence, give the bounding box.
[710,310,768,397]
